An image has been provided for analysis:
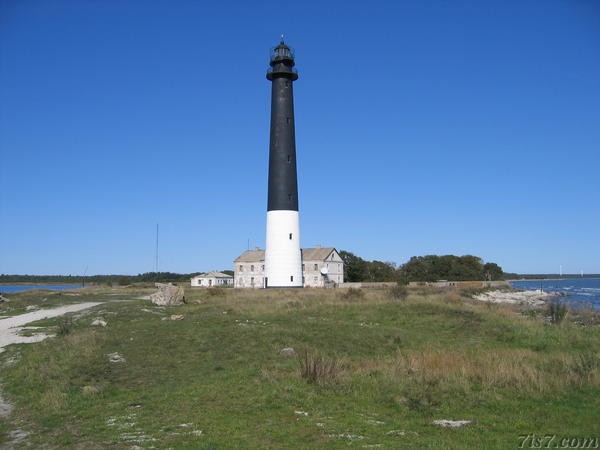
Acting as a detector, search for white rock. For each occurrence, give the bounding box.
[91,319,107,327]
[431,419,472,428]
[281,347,296,356]
[106,352,126,363]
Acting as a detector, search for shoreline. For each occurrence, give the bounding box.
[508,277,600,282]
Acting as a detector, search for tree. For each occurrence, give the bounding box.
[339,250,369,282]
[483,263,504,281]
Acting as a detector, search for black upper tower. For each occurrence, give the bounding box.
[266,40,299,212]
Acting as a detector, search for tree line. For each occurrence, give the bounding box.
[0,271,233,286]
[339,251,505,283]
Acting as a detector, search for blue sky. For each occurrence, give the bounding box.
[1,0,599,275]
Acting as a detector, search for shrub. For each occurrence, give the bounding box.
[206,288,226,298]
[57,317,74,336]
[548,300,568,325]
[389,285,408,301]
[298,350,344,385]
[340,288,364,301]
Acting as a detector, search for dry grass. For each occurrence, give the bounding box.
[298,349,346,386]
[354,347,600,394]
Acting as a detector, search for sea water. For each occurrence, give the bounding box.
[510,278,600,309]
[0,285,82,294]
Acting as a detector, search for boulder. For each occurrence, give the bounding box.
[91,319,107,327]
[280,347,296,356]
[150,283,185,306]
[170,314,184,321]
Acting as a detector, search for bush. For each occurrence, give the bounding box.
[340,288,364,301]
[298,350,344,385]
[548,300,568,325]
[57,317,74,336]
[389,284,408,301]
[206,288,226,298]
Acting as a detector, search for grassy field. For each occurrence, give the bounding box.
[0,285,598,448]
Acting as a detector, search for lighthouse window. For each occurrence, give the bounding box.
[314,264,318,271]
[289,233,293,240]
[290,276,294,282]
[286,117,291,125]
[287,154,290,163]
[251,265,254,272]
[239,265,243,272]
[288,194,292,201]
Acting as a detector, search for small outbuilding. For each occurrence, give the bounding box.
[191,271,233,288]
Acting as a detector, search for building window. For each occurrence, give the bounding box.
[251,277,254,286]
[290,276,293,282]
[288,194,292,201]
[251,265,254,272]
[239,265,243,272]
[286,117,291,125]
[262,265,265,270]
[302,264,305,270]
[289,233,292,240]
[313,264,318,271]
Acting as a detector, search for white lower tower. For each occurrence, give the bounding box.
[264,39,303,288]
[265,210,302,288]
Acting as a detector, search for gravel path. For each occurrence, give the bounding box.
[0,302,103,352]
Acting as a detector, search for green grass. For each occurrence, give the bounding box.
[0,286,599,448]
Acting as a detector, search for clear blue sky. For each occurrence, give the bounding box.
[1,0,599,276]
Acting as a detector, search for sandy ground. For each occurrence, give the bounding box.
[0,302,103,353]
[473,289,556,306]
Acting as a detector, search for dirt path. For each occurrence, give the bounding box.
[0,302,103,352]
[0,302,105,448]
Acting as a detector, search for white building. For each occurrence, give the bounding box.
[190,271,233,288]
[233,246,344,288]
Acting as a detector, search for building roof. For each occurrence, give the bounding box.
[234,249,265,262]
[234,247,337,263]
[302,247,336,261]
[192,271,233,279]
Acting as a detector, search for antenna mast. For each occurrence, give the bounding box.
[155,224,159,274]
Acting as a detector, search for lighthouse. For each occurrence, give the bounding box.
[264,39,303,288]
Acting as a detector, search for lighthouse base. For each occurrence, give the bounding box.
[265,210,303,288]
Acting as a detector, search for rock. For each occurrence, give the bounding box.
[170,314,184,321]
[25,305,37,311]
[81,385,101,394]
[280,347,296,356]
[431,419,472,428]
[106,352,126,363]
[91,319,107,327]
[0,295,9,303]
[194,299,204,305]
[150,283,185,306]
